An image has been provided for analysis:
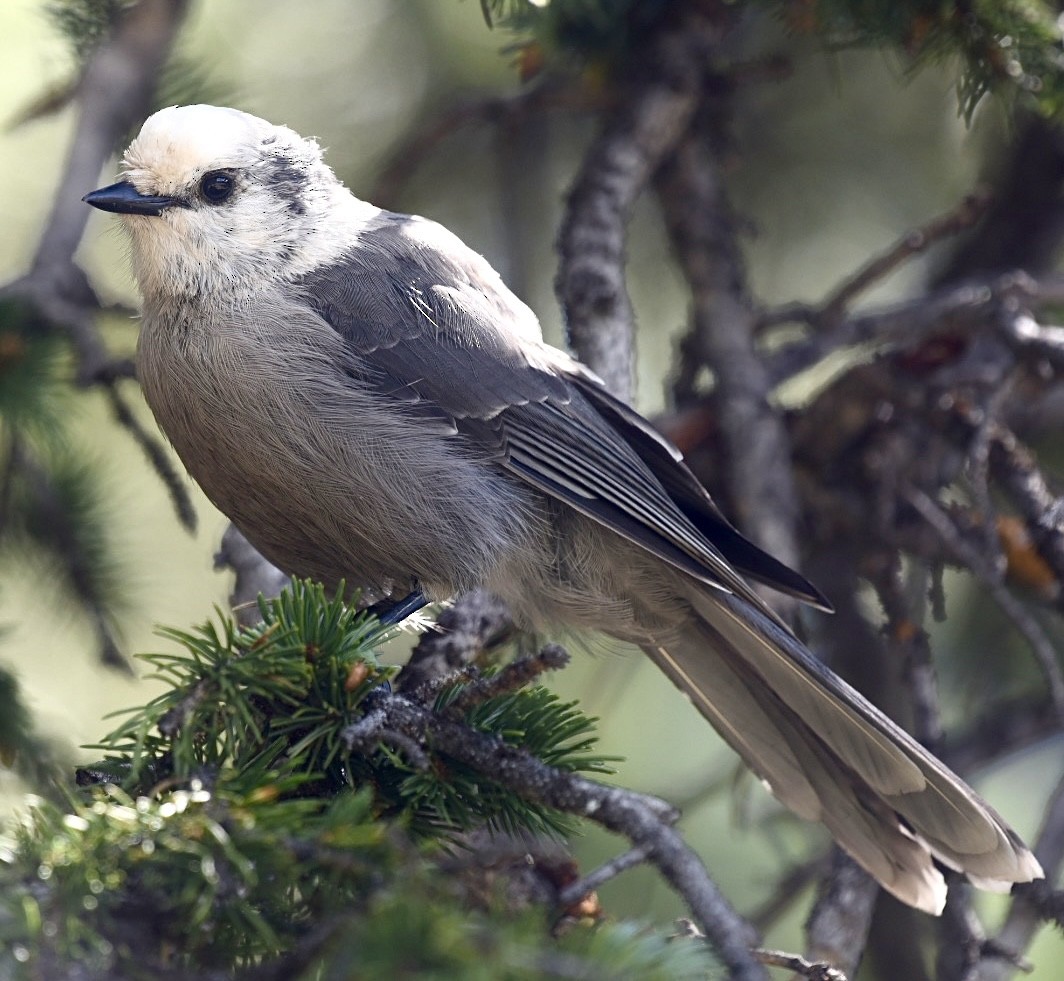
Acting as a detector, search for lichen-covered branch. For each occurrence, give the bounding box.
[555,4,725,401]
[344,686,767,980]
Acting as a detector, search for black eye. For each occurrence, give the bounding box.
[199,171,235,204]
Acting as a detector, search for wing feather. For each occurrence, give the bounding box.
[292,210,819,607]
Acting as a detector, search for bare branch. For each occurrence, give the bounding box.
[554,844,652,910]
[803,849,879,979]
[905,487,1064,719]
[766,272,1064,387]
[10,0,190,382]
[754,947,847,980]
[0,0,195,532]
[105,382,196,532]
[396,587,513,695]
[371,78,602,208]
[987,424,1064,599]
[763,188,993,331]
[213,525,289,627]
[440,645,569,715]
[556,5,724,400]
[947,695,1059,774]
[977,773,1064,981]
[870,558,943,749]
[658,127,802,578]
[937,878,989,981]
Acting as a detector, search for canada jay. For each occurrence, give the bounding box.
[84,105,1041,913]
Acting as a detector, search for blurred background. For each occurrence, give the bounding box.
[0,0,1061,975]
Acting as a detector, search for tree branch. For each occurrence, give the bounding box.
[213,525,289,627]
[343,687,767,980]
[765,272,1064,387]
[555,3,724,400]
[11,0,190,382]
[396,587,513,695]
[976,772,1064,981]
[657,124,802,578]
[904,486,1064,719]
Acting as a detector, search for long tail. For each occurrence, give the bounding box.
[642,589,1043,914]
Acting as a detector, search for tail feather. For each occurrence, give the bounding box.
[644,589,1043,914]
[646,638,949,912]
[642,641,823,822]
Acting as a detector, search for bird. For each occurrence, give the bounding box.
[83,104,1042,914]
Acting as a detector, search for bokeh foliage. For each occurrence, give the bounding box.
[483,0,1064,118]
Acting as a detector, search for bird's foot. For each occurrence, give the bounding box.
[367,587,428,626]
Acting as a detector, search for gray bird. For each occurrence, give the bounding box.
[84,105,1042,913]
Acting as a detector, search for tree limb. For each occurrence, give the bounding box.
[343,687,767,980]
[555,3,724,400]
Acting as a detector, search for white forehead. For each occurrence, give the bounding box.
[123,105,309,184]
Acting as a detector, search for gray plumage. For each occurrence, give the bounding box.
[84,105,1042,914]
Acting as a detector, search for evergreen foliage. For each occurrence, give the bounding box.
[93,581,614,837]
[0,583,706,978]
[0,299,128,668]
[482,0,1064,118]
[46,0,129,62]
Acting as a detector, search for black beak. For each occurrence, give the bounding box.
[82,180,179,217]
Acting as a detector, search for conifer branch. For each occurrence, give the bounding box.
[343,686,766,980]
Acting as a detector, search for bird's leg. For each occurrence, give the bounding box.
[367,586,428,626]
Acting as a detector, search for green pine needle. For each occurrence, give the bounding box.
[46,0,130,62]
[0,580,686,976]
[0,782,714,977]
[481,0,1064,119]
[0,302,68,447]
[88,580,613,844]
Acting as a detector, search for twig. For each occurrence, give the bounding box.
[818,189,993,325]
[371,79,601,208]
[869,557,983,978]
[935,116,1064,283]
[158,676,211,738]
[1004,312,1064,370]
[765,271,1064,387]
[947,694,1058,774]
[987,424,1064,600]
[213,525,289,627]
[753,947,847,980]
[937,878,986,981]
[106,382,197,532]
[396,587,513,695]
[802,848,879,979]
[1009,880,1064,933]
[342,707,430,769]
[904,486,1064,718]
[870,558,943,751]
[11,0,190,382]
[555,4,724,401]
[554,844,652,910]
[441,645,569,715]
[748,859,825,932]
[1,1,196,536]
[342,689,767,980]
[976,772,1064,981]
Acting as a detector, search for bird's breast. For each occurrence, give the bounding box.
[135,294,545,598]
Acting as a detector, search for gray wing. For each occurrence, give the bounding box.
[293,210,825,608]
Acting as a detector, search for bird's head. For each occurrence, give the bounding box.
[85,105,375,300]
